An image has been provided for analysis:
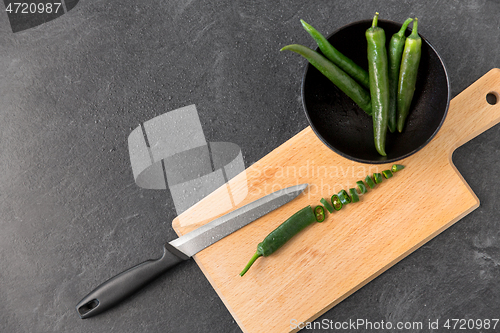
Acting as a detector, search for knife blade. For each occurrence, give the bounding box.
[76,183,308,319]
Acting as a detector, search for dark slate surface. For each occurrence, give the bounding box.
[1,1,499,332]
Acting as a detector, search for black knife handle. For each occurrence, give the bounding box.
[76,244,189,319]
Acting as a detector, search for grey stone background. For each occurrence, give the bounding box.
[1,0,499,332]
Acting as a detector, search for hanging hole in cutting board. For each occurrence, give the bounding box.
[486,92,498,105]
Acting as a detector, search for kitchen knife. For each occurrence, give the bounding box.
[76,183,308,319]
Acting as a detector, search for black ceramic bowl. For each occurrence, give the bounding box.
[302,19,450,164]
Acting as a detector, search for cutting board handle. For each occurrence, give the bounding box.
[437,68,500,153]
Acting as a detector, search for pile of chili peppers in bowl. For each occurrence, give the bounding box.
[282,13,450,164]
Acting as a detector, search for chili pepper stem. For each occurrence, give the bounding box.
[411,17,418,37]
[372,12,379,28]
[240,251,262,276]
[399,18,413,36]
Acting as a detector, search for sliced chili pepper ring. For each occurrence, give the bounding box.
[356,180,367,194]
[391,164,405,172]
[373,173,383,184]
[314,205,325,222]
[320,198,334,213]
[382,170,393,179]
[349,188,359,203]
[338,189,351,205]
[365,175,376,189]
[331,194,343,211]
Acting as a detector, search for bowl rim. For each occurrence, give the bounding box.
[301,18,451,164]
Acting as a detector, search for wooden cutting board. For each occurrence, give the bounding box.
[172,68,500,333]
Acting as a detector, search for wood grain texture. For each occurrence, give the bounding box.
[172,68,500,333]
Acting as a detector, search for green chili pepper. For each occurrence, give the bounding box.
[240,205,316,276]
[365,175,376,189]
[300,19,370,90]
[388,18,413,133]
[373,172,383,184]
[241,166,406,276]
[382,170,393,179]
[338,189,351,205]
[397,18,422,133]
[314,205,325,222]
[356,180,367,194]
[391,164,405,172]
[349,188,360,203]
[366,12,390,156]
[281,44,372,115]
[331,194,343,211]
[320,197,334,213]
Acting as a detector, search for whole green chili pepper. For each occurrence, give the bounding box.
[366,12,390,156]
[240,205,316,276]
[281,44,372,115]
[300,19,370,90]
[314,205,325,222]
[397,18,422,132]
[388,18,413,133]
